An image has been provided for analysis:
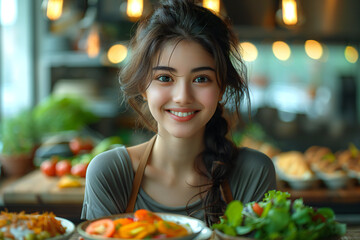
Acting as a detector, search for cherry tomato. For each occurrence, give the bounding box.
[69,137,94,155]
[85,219,115,237]
[56,160,72,177]
[253,202,264,217]
[71,163,88,178]
[312,213,326,223]
[40,159,57,177]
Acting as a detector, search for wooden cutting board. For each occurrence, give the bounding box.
[2,170,85,204]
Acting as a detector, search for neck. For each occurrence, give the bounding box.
[151,133,204,173]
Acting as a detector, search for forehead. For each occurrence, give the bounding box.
[154,40,215,69]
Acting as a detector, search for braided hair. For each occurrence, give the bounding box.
[119,0,249,226]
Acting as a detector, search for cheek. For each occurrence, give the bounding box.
[198,88,221,109]
[146,86,169,109]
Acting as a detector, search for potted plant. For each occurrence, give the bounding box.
[0,110,38,177]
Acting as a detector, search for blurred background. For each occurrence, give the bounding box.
[0,0,359,224]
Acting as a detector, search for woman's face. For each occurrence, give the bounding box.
[143,40,222,139]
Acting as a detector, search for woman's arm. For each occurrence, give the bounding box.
[81,147,134,220]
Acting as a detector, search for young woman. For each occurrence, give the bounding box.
[81,0,276,226]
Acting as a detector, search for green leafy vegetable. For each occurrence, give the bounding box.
[34,96,98,136]
[211,190,347,240]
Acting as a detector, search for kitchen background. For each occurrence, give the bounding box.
[2,0,359,149]
[0,0,360,224]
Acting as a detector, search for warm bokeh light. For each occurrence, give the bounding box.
[272,41,291,61]
[239,42,258,62]
[203,0,220,14]
[305,40,323,60]
[345,46,359,63]
[282,0,298,25]
[127,0,143,20]
[87,26,100,58]
[46,0,63,21]
[107,44,128,64]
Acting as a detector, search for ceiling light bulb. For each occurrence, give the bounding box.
[45,0,63,21]
[127,0,143,20]
[203,0,220,14]
[282,0,298,25]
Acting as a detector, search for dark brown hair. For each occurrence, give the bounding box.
[119,0,249,226]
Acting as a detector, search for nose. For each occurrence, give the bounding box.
[172,80,194,105]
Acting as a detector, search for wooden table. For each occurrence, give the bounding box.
[1,170,360,226]
[0,170,85,223]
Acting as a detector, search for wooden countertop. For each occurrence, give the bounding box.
[1,170,85,205]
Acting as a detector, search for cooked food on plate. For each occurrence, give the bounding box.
[0,211,72,240]
[275,151,314,179]
[81,209,192,239]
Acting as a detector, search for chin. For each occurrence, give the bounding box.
[166,127,204,139]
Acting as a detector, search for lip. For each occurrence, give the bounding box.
[166,108,199,122]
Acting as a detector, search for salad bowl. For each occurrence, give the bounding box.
[211,190,347,240]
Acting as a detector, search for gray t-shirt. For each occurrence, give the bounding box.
[81,146,276,221]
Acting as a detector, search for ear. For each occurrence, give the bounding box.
[141,92,147,101]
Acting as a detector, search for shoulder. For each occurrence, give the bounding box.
[87,146,133,180]
[228,147,277,203]
[234,147,275,170]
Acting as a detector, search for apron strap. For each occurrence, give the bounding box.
[125,134,233,213]
[125,135,157,213]
[220,179,233,204]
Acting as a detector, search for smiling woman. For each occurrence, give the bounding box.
[143,40,221,139]
[81,0,276,227]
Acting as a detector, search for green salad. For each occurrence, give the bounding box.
[212,190,346,240]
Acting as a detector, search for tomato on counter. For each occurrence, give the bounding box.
[56,160,72,177]
[69,137,94,155]
[71,163,88,178]
[40,159,57,177]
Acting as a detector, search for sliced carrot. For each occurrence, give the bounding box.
[118,221,156,239]
[156,220,188,237]
[134,209,161,223]
[113,218,134,229]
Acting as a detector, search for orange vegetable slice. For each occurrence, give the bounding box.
[117,221,156,239]
[134,209,161,223]
[156,220,188,237]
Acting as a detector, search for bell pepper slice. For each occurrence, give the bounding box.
[134,209,162,223]
[156,220,188,237]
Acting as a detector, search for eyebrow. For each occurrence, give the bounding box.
[152,66,216,73]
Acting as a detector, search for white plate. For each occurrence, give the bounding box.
[77,212,207,240]
[194,227,212,240]
[50,217,76,240]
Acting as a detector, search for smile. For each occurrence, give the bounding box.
[169,110,195,117]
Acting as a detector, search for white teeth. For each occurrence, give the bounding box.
[169,110,195,117]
